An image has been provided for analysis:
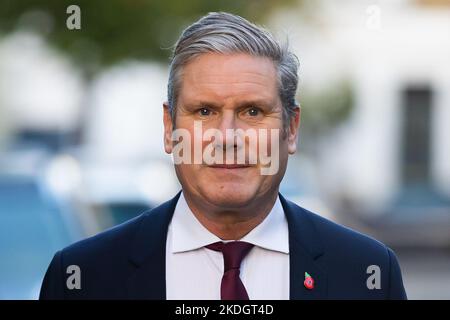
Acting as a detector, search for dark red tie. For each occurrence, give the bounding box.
[205,241,254,300]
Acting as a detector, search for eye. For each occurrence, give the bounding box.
[247,107,261,117]
[198,107,211,116]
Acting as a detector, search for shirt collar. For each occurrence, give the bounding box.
[170,192,289,254]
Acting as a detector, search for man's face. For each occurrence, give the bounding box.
[163,53,299,209]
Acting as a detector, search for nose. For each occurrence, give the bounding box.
[215,110,237,148]
[207,109,252,165]
[217,109,237,133]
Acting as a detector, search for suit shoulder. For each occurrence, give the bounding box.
[285,199,406,299]
[57,193,178,267]
[290,200,390,259]
[61,211,148,261]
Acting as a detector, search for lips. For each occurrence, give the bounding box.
[208,164,252,169]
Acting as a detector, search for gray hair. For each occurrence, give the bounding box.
[167,12,299,128]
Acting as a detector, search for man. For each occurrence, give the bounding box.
[40,12,407,300]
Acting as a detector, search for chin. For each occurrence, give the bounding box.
[201,184,257,209]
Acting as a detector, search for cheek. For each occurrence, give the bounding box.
[278,136,290,165]
[173,122,197,159]
[175,164,202,189]
[255,129,285,157]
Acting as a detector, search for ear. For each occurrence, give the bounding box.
[163,102,174,154]
[287,106,301,155]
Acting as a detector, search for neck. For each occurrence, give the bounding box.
[182,191,279,240]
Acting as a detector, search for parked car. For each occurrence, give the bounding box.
[0,174,86,299]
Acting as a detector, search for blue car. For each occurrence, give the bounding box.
[0,174,86,299]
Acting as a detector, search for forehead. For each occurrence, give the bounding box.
[178,53,278,104]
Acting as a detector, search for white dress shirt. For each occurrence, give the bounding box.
[165,192,290,300]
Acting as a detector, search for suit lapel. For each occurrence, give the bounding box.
[126,192,181,299]
[125,191,327,300]
[280,194,328,300]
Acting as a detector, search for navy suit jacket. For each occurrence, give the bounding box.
[40,192,407,299]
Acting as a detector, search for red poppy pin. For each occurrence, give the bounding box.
[304,272,314,290]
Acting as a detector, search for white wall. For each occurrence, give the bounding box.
[271,0,450,212]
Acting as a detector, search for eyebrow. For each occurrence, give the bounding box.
[184,100,222,109]
[235,99,274,109]
[185,99,275,110]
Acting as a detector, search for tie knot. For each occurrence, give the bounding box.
[206,241,254,272]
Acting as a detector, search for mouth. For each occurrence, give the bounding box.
[207,164,253,169]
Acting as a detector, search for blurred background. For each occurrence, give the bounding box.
[0,0,449,299]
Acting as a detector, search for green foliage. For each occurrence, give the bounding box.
[300,80,354,138]
[0,0,296,72]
